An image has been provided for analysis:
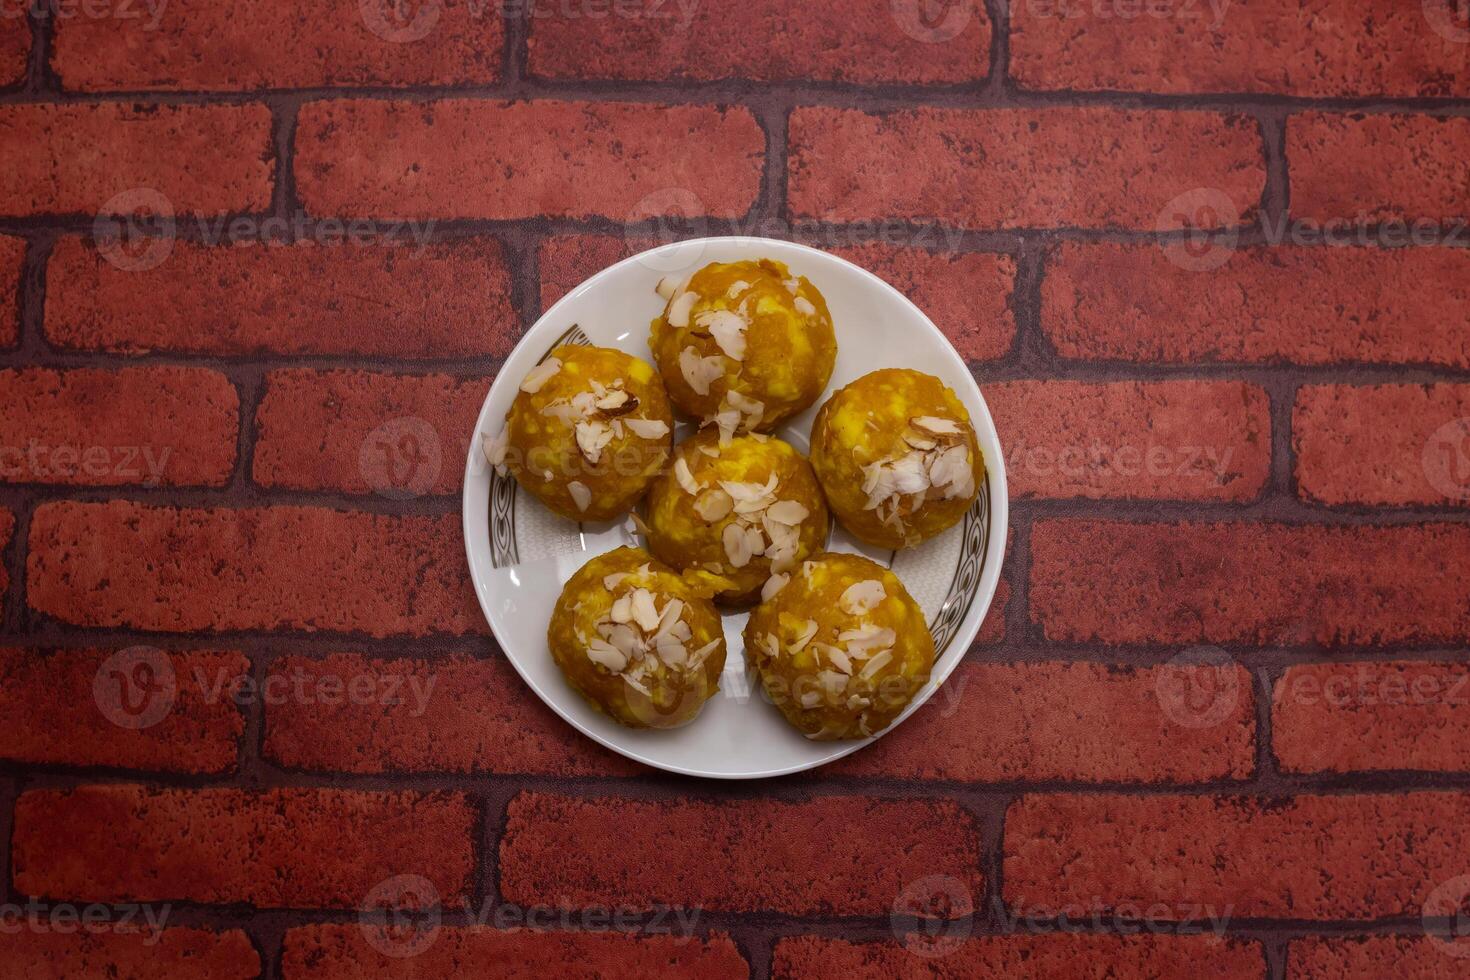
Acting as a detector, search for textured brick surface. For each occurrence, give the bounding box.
[264,653,642,776]
[1288,113,1470,222]
[1,16,27,87]
[297,99,764,220]
[529,0,990,84]
[989,380,1270,501]
[0,367,238,487]
[1043,243,1470,368]
[1006,792,1470,919]
[0,103,273,216]
[0,234,21,347]
[283,925,748,979]
[500,793,982,915]
[1030,520,1470,646]
[53,0,502,91]
[13,785,476,907]
[1011,1,1470,98]
[0,505,12,618]
[834,661,1255,783]
[253,369,489,495]
[0,929,259,980]
[788,107,1264,229]
[46,237,518,358]
[1294,384,1470,506]
[1275,662,1470,774]
[27,502,483,637]
[1287,936,1462,979]
[774,934,1263,980]
[0,647,246,774]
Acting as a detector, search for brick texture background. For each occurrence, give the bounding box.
[2,1,1469,977]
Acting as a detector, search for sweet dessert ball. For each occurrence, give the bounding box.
[548,547,727,729]
[810,369,983,549]
[643,430,829,604]
[744,552,934,740]
[649,259,836,439]
[483,345,673,522]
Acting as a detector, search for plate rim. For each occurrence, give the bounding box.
[461,235,1010,779]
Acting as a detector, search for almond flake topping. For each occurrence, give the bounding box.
[674,456,703,496]
[678,346,725,397]
[693,488,734,522]
[726,279,751,299]
[839,579,887,616]
[859,414,975,528]
[655,275,683,300]
[567,481,592,512]
[575,420,614,464]
[585,585,715,679]
[790,619,819,653]
[481,429,509,476]
[696,309,749,362]
[794,296,816,317]
[667,290,698,328]
[624,417,670,440]
[519,357,562,394]
[761,572,789,603]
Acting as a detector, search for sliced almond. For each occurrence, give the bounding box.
[818,669,848,695]
[858,649,893,681]
[902,427,938,451]
[609,595,633,624]
[761,572,789,603]
[595,388,629,411]
[627,510,652,537]
[689,637,721,668]
[567,481,592,512]
[839,624,897,656]
[674,456,703,496]
[602,622,642,659]
[602,572,627,590]
[519,357,561,394]
[744,523,767,558]
[655,597,685,637]
[713,408,739,447]
[667,290,697,328]
[790,618,819,653]
[678,346,724,397]
[889,451,931,495]
[696,309,748,361]
[839,579,887,615]
[827,647,853,674]
[655,275,681,300]
[722,522,753,568]
[481,429,509,475]
[629,588,662,633]
[655,636,688,667]
[794,296,816,317]
[587,638,627,672]
[799,690,823,709]
[697,444,721,458]
[624,417,670,440]
[725,279,750,299]
[783,277,800,295]
[693,487,733,522]
[575,420,613,464]
[912,415,963,437]
[764,499,809,526]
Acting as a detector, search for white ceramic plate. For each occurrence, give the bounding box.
[462,237,1008,779]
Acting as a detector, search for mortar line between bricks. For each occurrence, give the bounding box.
[0,778,15,905]
[7,82,1470,115]
[21,2,57,96]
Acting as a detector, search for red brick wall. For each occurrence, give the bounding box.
[3,1,1469,977]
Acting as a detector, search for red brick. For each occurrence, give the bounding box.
[253,370,487,496]
[831,244,1016,362]
[834,661,1254,783]
[1005,792,1470,920]
[1012,1,1470,98]
[500,793,981,915]
[1275,662,1470,774]
[538,233,655,312]
[774,934,1262,980]
[27,501,483,638]
[989,380,1269,501]
[977,576,1008,645]
[264,653,642,776]
[1030,520,1470,646]
[53,0,500,91]
[0,647,245,774]
[1294,384,1470,506]
[529,0,988,84]
[283,924,747,979]
[1288,113,1470,222]
[0,103,272,216]
[788,107,1263,230]
[0,928,258,980]
[1,16,28,87]
[13,784,475,908]
[0,506,13,615]
[1288,936,1460,979]
[1042,243,1470,368]
[46,236,517,358]
[297,99,763,221]
[0,367,238,487]
[0,235,21,347]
